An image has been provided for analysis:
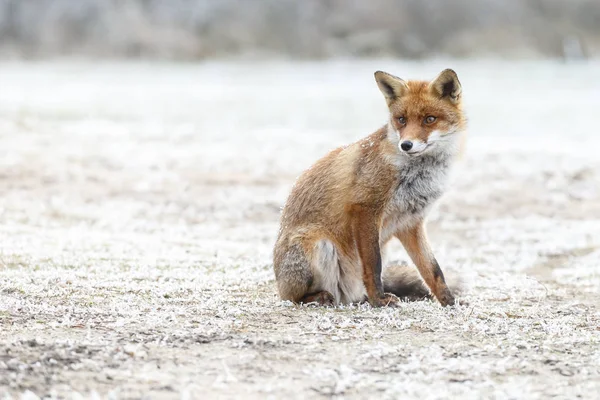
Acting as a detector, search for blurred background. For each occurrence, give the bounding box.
[0,0,598,60]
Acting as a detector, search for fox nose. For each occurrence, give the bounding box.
[400,141,413,151]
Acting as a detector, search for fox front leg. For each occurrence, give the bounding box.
[350,205,399,307]
[396,222,455,306]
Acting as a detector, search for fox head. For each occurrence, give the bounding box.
[374,69,466,156]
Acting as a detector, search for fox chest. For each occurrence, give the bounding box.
[379,157,450,243]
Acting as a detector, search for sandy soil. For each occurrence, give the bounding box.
[0,60,599,399]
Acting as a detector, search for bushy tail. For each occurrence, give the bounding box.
[382,262,462,302]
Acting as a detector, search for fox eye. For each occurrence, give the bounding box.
[424,116,437,124]
[397,116,407,125]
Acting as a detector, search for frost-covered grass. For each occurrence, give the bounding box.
[0,60,599,399]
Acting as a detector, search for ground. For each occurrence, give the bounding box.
[0,60,599,399]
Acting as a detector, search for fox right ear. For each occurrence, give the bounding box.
[374,71,408,104]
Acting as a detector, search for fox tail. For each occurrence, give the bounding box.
[382,261,463,302]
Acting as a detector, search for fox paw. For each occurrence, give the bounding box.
[372,293,400,307]
[301,291,335,306]
[438,290,456,307]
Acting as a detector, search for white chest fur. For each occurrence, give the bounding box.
[379,153,452,244]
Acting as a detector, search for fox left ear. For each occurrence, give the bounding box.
[430,69,462,103]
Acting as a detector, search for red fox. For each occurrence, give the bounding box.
[273,69,466,307]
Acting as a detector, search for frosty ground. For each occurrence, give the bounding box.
[0,61,599,399]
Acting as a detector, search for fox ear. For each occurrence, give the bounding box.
[430,69,461,103]
[374,71,408,104]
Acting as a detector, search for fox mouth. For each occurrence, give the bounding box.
[405,142,433,156]
[406,145,429,155]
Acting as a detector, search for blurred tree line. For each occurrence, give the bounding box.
[0,0,597,59]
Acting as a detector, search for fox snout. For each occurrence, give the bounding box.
[399,139,428,154]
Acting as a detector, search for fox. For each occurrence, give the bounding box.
[273,68,466,307]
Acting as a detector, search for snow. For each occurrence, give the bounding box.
[0,60,599,399]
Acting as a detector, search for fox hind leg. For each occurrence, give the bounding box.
[274,242,314,303]
[274,240,338,306]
